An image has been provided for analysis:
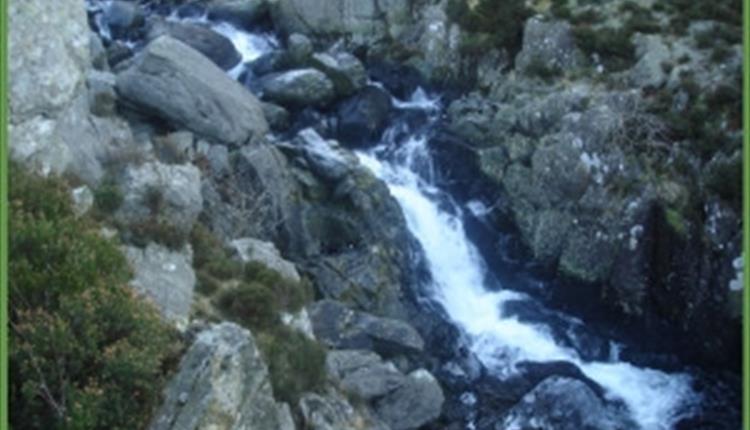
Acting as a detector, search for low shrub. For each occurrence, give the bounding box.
[93,179,123,215]
[261,327,327,405]
[126,219,188,250]
[9,164,180,429]
[217,281,279,330]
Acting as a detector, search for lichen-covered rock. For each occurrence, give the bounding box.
[311,51,367,96]
[116,161,203,234]
[230,237,302,282]
[308,300,424,356]
[373,369,444,430]
[260,68,336,108]
[123,243,196,329]
[116,36,268,146]
[515,18,584,74]
[299,391,390,430]
[149,323,294,430]
[326,350,406,400]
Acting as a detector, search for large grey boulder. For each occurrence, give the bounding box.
[260,68,335,108]
[515,17,583,74]
[326,350,405,400]
[149,323,295,430]
[116,161,203,234]
[499,377,635,430]
[147,20,242,70]
[9,0,136,183]
[123,243,196,329]
[230,237,302,282]
[373,369,444,430]
[116,36,268,146]
[269,0,412,46]
[311,51,367,96]
[308,300,424,356]
[299,391,390,430]
[9,0,90,121]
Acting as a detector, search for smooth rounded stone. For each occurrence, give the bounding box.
[87,70,118,117]
[368,62,425,100]
[149,323,294,430]
[123,243,195,329]
[230,237,302,282]
[115,161,203,234]
[104,1,146,39]
[308,300,425,356]
[287,33,314,65]
[498,376,635,430]
[374,369,445,430]
[311,51,367,96]
[147,20,242,70]
[328,350,406,400]
[207,0,269,29]
[515,17,584,74]
[116,36,268,146]
[261,101,290,130]
[336,86,392,147]
[260,68,335,108]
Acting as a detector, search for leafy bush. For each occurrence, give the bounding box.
[447,0,531,56]
[93,179,123,215]
[218,281,279,330]
[261,327,326,405]
[126,219,188,250]
[9,164,180,430]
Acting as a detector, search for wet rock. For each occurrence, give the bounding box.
[123,243,195,329]
[336,86,392,147]
[499,376,635,430]
[287,33,314,65]
[260,68,335,108]
[308,300,424,356]
[116,161,203,234]
[147,20,242,70]
[374,369,444,430]
[261,101,291,130]
[515,17,583,74]
[103,1,145,39]
[116,36,268,146]
[149,323,294,430]
[230,237,301,282]
[207,0,269,28]
[293,128,356,181]
[311,51,367,96]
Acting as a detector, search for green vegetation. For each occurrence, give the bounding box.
[573,26,635,71]
[447,0,532,56]
[189,225,320,403]
[9,164,181,430]
[93,178,123,215]
[260,327,326,405]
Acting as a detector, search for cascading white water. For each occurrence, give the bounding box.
[356,90,701,430]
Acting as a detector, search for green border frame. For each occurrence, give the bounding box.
[745,0,750,426]
[1,0,8,427]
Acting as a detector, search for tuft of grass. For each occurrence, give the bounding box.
[93,179,124,215]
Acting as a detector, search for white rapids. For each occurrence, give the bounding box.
[355,89,700,430]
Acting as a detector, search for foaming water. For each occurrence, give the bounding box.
[356,90,700,430]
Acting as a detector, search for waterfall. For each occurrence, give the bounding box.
[356,89,700,430]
